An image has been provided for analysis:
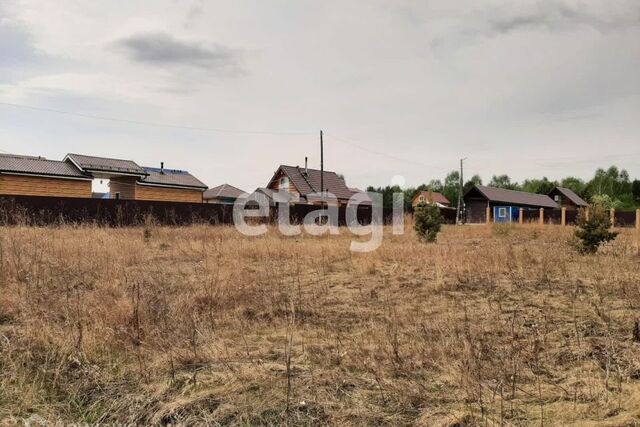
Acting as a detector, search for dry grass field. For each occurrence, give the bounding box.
[1,222,640,426]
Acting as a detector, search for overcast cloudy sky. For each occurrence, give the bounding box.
[1,0,639,191]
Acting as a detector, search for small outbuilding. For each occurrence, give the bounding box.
[547,186,588,210]
[464,185,558,223]
[203,184,247,204]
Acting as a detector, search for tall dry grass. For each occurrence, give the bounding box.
[0,223,639,426]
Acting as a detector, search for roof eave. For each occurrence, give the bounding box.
[0,170,92,181]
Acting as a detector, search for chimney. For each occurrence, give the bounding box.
[160,162,164,174]
[305,157,308,175]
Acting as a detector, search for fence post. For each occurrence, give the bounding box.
[637,209,640,256]
[561,207,566,226]
[610,208,615,227]
[519,208,524,225]
[486,207,491,225]
[539,208,544,225]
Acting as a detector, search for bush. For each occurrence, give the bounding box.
[572,205,618,254]
[414,202,442,242]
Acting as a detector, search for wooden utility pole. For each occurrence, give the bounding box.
[456,158,466,224]
[320,130,324,197]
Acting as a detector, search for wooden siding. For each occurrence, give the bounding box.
[465,199,488,223]
[109,177,137,200]
[548,189,580,210]
[135,185,203,203]
[268,170,300,195]
[0,174,91,198]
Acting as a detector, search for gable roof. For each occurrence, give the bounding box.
[139,167,207,190]
[0,153,90,179]
[467,185,558,208]
[65,153,147,176]
[550,187,588,207]
[413,191,450,205]
[203,184,246,200]
[270,165,354,201]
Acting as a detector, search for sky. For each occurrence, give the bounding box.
[1,0,639,192]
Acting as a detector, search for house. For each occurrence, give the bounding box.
[64,153,207,203]
[547,187,588,210]
[464,185,558,223]
[411,191,450,208]
[203,184,247,204]
[64,153,148,200]
[0,153,92,198]
[247,187,299,207]
[266,163,356,206]
[137,166,208,203]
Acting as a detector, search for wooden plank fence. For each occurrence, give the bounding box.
[0,195,457,227]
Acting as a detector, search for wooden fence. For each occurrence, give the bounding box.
[482,206,640,229]
[0,195,457,227]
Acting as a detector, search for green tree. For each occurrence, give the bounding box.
[587,166,632,199]
[590,194,622,209]
[573,204,618,254]
[489,174,519,190]
[633,179,640,203]
[463,174,482,194]
[560,176,587,198]
[427,179,443,193]
[521,177,557,194]
[414,202,442,242]
[442,171,460,207]
[366,185,403,210]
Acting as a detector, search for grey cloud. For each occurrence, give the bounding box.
[0,3,53,83]
[114,32,241,73]
[429,1,640,51]
[488,2,640,35]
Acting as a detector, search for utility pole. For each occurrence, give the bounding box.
[320,130,324,197]
[456,157,466,224]
[319,130,325,224]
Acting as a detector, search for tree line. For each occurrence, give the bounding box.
[367,165,640,211]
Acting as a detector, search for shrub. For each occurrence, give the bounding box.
[572,205,618,254]
[414,202,442,242]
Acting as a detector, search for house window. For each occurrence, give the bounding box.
[498,207,506,217]
[419,195,425,202]
[279,176,289,190]
[114,192,121,200]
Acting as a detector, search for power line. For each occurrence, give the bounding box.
[0,101,316,136]
[324,132,441,169]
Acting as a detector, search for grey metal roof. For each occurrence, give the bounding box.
[272,165,354,201]
[550,187,589,207]
[203,184,246,200]
[65,153,146,175]
[139,167,207,189]
[470,185,558,208]
[0,153,90,179]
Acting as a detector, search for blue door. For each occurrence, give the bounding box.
[511,207,520,222]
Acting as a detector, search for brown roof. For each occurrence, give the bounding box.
[65,153,147,176]
[413,191,450,205]
[270,165,354,201]
[468,185,558,208]
[203,184,246,200]
[550,187,588,207]
[0,153,90,179]
[139,167,207,190]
